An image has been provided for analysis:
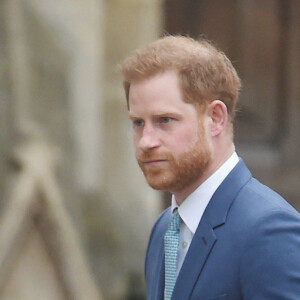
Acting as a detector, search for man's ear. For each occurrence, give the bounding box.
[207,100,228,137]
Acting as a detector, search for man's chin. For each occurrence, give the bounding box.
[142,167,179,191]
[145,176,177,192]
[145,176,170,191]
[146,180,164,190]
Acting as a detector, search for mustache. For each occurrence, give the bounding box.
[137,151,171,162]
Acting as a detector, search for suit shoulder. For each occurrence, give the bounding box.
[236,177,299,216]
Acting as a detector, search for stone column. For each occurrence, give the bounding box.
[27,0,105,193]
[1,0,104,298]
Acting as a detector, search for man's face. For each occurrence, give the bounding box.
[128,71,212,195]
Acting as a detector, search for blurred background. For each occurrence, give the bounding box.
[0,0,299,299]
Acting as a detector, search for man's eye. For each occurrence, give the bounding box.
[160,117,172,123]
[133,119,144,127]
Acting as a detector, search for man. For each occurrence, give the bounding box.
[120,36,300,300]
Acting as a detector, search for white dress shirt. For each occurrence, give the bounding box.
[171,152,239,275]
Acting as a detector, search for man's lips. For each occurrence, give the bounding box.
[142,159,167,166]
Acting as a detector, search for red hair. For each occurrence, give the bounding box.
[120,35,241,119]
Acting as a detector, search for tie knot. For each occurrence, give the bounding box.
[168,209,182,232]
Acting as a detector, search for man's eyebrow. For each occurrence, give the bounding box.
[128,112,140,119]
[155,112,182,118]
[129,111,183,119]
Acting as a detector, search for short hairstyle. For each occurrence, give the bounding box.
[120,35,241,119]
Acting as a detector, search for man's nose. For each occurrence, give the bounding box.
[139,125,160,152]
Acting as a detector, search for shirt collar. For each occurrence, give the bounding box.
[171,152,239,234]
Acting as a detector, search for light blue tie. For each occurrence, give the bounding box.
[164,209,182,300]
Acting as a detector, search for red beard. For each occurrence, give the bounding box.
[137,132,212,193]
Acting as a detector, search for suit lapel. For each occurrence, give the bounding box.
[172,159,252,300]
[172,214,217,300]
[147,209,170,300]
[155,240,165,300]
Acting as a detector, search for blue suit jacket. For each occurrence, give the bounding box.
[145,159,300,300]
